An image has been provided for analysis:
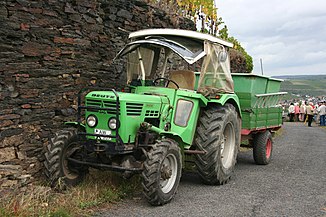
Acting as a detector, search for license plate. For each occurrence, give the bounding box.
[94,129,112,141]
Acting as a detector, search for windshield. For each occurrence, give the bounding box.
[197,41,234,95]
[126,47,156,84]
[115,37,205,86]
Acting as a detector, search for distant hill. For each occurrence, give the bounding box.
[273,74,326,80]
[272,74,326,97]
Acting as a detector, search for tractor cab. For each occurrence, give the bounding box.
[115,29,234,96]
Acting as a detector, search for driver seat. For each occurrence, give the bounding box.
[168,70,195,90]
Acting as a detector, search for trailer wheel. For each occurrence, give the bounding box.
[194,103,240,185]
[142,139,182,206]
[253,131,273,165]
[44,128,88,189]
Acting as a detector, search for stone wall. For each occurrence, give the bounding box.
[0,0,195,188]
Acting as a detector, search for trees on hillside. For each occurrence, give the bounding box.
[146,0,220,34]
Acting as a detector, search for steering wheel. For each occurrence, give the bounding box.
[153,77,179,89]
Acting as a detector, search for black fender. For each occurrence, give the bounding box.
[64,122,86,131]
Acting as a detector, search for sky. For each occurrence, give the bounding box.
[216,0,326,76]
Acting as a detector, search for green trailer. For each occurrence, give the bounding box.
[232,73,285,130]
[232,73,286,164]
[44,29,286,206]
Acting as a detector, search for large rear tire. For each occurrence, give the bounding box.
[44,128,88,189]
[142,139,182,206]
[194,103,240,185]
[253,131,273,165]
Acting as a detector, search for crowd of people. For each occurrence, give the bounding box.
[286,100,326,127]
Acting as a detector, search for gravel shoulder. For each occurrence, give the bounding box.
[96,122,326,217]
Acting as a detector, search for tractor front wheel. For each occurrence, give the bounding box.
[44,128,88,189]
[142,139,182,206]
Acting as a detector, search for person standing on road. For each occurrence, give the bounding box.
[306,102,315,127]
[288,103,295,122]
[299,101,306,122]
[314,102,319,123]
[317,101,326,126]
[294,103,300,121]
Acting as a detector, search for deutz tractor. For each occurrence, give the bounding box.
[44,29,242,205]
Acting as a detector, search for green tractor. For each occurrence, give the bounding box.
[44,29,247,205]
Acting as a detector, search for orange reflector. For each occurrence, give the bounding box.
[215,95,220,99]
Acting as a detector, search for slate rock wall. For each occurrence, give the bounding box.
[0,0,195,188]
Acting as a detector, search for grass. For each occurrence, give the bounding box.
[274,127,284,137]
[320,126,326,131]
[0,170,141,217]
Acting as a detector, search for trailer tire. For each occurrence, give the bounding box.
[194,103,240,185]
[142,139,182,206]
[253,131,273,165]
[44,128,88,189]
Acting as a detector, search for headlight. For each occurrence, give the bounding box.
[108,118,117,130]
[86,115,97,128]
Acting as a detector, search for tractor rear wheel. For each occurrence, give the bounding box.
[142,139,182,206]
[44,128,88,189]
[253,131,273,165]
[194,103,240,185]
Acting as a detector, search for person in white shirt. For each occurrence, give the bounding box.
[299,102,306,122]
[317,101,326,126]
[306,102,315,127]
[288,103,295,122]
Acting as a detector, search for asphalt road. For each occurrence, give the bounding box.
[96,122,326,217]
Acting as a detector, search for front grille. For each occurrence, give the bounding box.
[103,100,119,115]
[86,99,102,112]
[86,99,101,107]
[126,103,143,116]
[86,99,119,114]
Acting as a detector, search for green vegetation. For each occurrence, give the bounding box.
[277,75,326,97]
[219,25,253,72]
[0,170,141,217]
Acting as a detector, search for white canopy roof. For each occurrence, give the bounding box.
[129,28,233,48]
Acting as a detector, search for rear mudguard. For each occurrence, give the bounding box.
[206,93,242,118]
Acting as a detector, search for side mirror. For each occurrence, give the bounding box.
[218,50,228,62]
